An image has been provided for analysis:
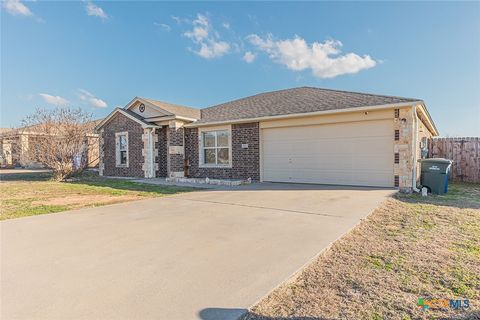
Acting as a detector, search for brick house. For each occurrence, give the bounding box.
[0,123,99,169]
[96,87,438,192]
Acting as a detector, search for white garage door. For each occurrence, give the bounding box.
[261,120,394,187]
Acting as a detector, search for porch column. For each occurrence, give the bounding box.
[142,127,158,178]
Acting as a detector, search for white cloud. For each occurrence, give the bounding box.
[3,0,33,16]
[196,41,230,59]
[243,51,256,63]
[185,26,209,42]
[39,93,69,106]
[154,22,171,31]
[183,13,230,59]
[85,1,108,20]
[78,89,107,108]
[172,15,189,25]
[248,34,376,78]
[222,22,230,30]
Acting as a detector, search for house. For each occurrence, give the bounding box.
[0,122,100,169]
[95,87,438,192]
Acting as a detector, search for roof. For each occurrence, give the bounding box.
[196,87,421,124]
[140,97,201,120]
[122,109,156,126]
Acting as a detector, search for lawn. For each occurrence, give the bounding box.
[242,183,480,320]
[0,170,195,221]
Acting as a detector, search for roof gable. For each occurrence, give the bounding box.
[95,108,158,131]
[125,97,200,121]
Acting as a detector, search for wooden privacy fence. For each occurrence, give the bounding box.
[429,137,480,183]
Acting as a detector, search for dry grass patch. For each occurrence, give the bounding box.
[0,170,195,220]
[243,183,480,320]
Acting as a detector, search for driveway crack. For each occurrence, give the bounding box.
[175,198,342,218]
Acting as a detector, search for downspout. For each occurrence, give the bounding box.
[412,105,420,192]
[182,124,187,177]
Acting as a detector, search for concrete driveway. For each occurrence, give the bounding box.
[1,183,394,320]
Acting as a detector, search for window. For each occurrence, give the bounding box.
[420,137,428,149]
[200,129,231,167]
[115,132,128,167]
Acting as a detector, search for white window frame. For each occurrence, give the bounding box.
[199,125,232,168]
[115,131,129,167]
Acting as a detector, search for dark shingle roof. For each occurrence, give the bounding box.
[196,87,421,124]
[122,109,156,126]
[142,98,201,120]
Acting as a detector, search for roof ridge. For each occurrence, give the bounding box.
[300,86,421,102]
[202,86,420,111]
[141,97,198,111]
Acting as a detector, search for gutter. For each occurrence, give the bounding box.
[412,105,420,192]
[145,115,199,123]
[417,104,439,136]
[185,101,423,128]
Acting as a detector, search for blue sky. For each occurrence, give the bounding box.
[1,1,479,136]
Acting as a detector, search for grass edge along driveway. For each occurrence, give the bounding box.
[242,183,480,320]
[0,170,195,221]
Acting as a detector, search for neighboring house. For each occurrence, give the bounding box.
[96,87,438,192]
[0,122,100,169]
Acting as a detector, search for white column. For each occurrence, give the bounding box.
[142,128,156,178]
[98,129,104,176]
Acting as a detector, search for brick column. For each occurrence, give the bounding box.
[394,107,415,192]
[167,120,185,178]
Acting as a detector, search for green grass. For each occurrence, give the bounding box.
[72,176,191,195]
[366,255,394,271]
[0,170,196,220]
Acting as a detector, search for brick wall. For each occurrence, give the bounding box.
[184,122,260,181]
[168,126,185,174]
[102,113,145,177]
[156,127,168,177]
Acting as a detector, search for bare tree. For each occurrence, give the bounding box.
[21,107,96,181]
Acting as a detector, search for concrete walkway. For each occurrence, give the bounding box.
[1,183,395,320]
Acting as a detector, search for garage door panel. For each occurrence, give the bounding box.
[263,121,392,140]
[286,170,393,186]
[261,120,394,187]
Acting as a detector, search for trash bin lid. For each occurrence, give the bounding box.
[420,158,453,164]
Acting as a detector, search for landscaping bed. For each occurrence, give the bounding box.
[242,183,480,320]
[0,169,195,220]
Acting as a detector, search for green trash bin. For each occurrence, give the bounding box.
[419,158,453,194]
